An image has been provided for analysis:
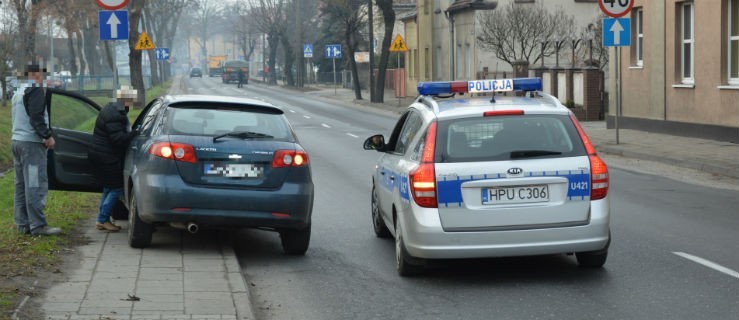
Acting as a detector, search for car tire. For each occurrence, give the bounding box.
[395,219,423,276]
[371,187,391,238]
[128,192,154,248]
[111,199,129,221]
[280,224,311,255]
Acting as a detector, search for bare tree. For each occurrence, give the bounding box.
[9,0,44,69]
[189,0,223,71]
[1,1,17,106]
[322,0,366,99]
[372,0,394,103]
[476,2,575,68]
[144,0,193,83]
[249,0,286,85]
[230,2,258,65]
[128,0,146,107]
[581,16,609,70]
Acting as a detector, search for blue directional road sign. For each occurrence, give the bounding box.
[325,44,342,59]
[304,44,313,58]
[603,18,631,47]
[155,48,171,61]
[99,10,128,41]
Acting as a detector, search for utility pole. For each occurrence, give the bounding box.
[368,0,374,100]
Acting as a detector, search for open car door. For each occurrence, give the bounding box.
[46,89,102,192]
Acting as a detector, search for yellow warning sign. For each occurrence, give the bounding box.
[389,34,408,52]
[134,31,156,50]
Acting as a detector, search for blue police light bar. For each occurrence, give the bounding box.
[417,78,543,95]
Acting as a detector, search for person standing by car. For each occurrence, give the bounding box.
[88,86,138,232]
[11,64,62,236]
[237,69,245,88]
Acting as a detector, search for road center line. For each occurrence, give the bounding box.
[304,115,311,119]
[346,133,359,138]
[321,124,331,128]
[289,110,296,113]
[673,252,739,279]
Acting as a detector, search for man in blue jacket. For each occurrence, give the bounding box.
[88,86,138,231]
[11,64,61,236]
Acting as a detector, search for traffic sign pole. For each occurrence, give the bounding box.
[599,0,633,145]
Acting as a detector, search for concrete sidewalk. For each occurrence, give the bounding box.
[40,224,253,320]
[293,82,739,180]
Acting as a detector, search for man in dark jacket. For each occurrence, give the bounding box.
[237,69,244,88]
[88,86,138,231]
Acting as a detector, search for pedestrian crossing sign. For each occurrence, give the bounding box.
[389,34,408,52]
[135,31,156,50]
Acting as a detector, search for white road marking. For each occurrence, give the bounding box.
[304,115,311,119]
[321,123,331,128]
[346,133,359,138]
[289,110,296,113]
[673,252,739,279]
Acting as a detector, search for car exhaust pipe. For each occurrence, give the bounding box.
[186,222,199,234]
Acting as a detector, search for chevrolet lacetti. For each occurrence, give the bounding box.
[46,91,313,253]
[363,78,610,276]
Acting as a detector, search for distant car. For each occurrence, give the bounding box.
[364,78,610,276]
[189,67,203,78]
[46,92,314,253]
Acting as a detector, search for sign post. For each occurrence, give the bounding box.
[599,0,633,145]
[325,44,342,94]
[389,35,408,105]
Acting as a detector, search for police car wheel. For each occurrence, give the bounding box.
[371,187,391,238]
[395,219,423,276]
[280,224,311,255]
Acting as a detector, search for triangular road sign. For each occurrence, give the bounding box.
[389,34,408,52]
[135,31,156,50]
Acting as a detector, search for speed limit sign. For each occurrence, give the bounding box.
[598,0,634,18]
[95,0,130,10]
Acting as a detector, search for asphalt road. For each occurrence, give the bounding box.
[185,77,739,320]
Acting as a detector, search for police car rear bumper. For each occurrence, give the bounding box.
[400,197,610,260]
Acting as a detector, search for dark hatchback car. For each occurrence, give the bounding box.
[189,67,203,78]
[46,91,314,253]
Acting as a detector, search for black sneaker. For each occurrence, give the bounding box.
[31,226,62,236]
[17,226,30,235]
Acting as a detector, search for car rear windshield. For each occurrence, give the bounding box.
[162,103,293,141]
[436,114,586,162]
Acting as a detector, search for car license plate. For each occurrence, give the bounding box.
[482,185,549,205]
[204,163,262,178]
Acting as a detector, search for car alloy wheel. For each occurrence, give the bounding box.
[395,219,422,276]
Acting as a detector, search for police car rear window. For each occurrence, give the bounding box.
[436,114,586,162]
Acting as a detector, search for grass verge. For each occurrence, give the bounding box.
[0,79,172,319]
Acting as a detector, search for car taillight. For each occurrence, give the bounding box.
[409,122,438,208]
[570,114,609,200]
[149,142,197,163]
[272,150,309,168]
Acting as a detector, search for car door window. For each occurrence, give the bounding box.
[393,111,423,155]
[49,92,98,133]
[384,112,410,152]
[137,99,164,135]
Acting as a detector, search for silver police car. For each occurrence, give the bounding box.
[364,78,610,276]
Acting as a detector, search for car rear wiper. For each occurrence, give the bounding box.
[509,150,562,159]
[213,131,273,142]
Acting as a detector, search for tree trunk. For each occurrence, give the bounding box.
[346,25,362,100]
[267,32,278,85]
[76,32,87,75]
[372,0,395,103]
[67,30,78,75]
[129,0,146,107]
[143,9,160,86]
[280,34,295,87]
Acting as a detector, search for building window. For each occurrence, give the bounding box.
[424,47,430,80]
[680,2,694,84]
[635,8,644,66]
[730,0,739,84]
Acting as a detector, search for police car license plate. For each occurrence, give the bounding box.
[204,163,262,178]
[482,185,549,205]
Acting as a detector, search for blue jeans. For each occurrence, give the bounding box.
[97,187,123,223]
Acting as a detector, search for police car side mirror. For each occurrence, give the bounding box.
[363,134,386,151]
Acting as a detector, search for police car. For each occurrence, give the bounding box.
[363,78,610,276]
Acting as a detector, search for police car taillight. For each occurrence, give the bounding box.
[409,122,438,208]
[569,114,609,200]
[272,150,309,168]
[149,142,197,163]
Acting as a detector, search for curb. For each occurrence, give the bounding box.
[221,239,255,320]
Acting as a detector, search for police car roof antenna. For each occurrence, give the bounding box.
[490,62,499,103]
[490,91,496,103]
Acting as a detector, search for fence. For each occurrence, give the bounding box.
[51,75,153,96]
